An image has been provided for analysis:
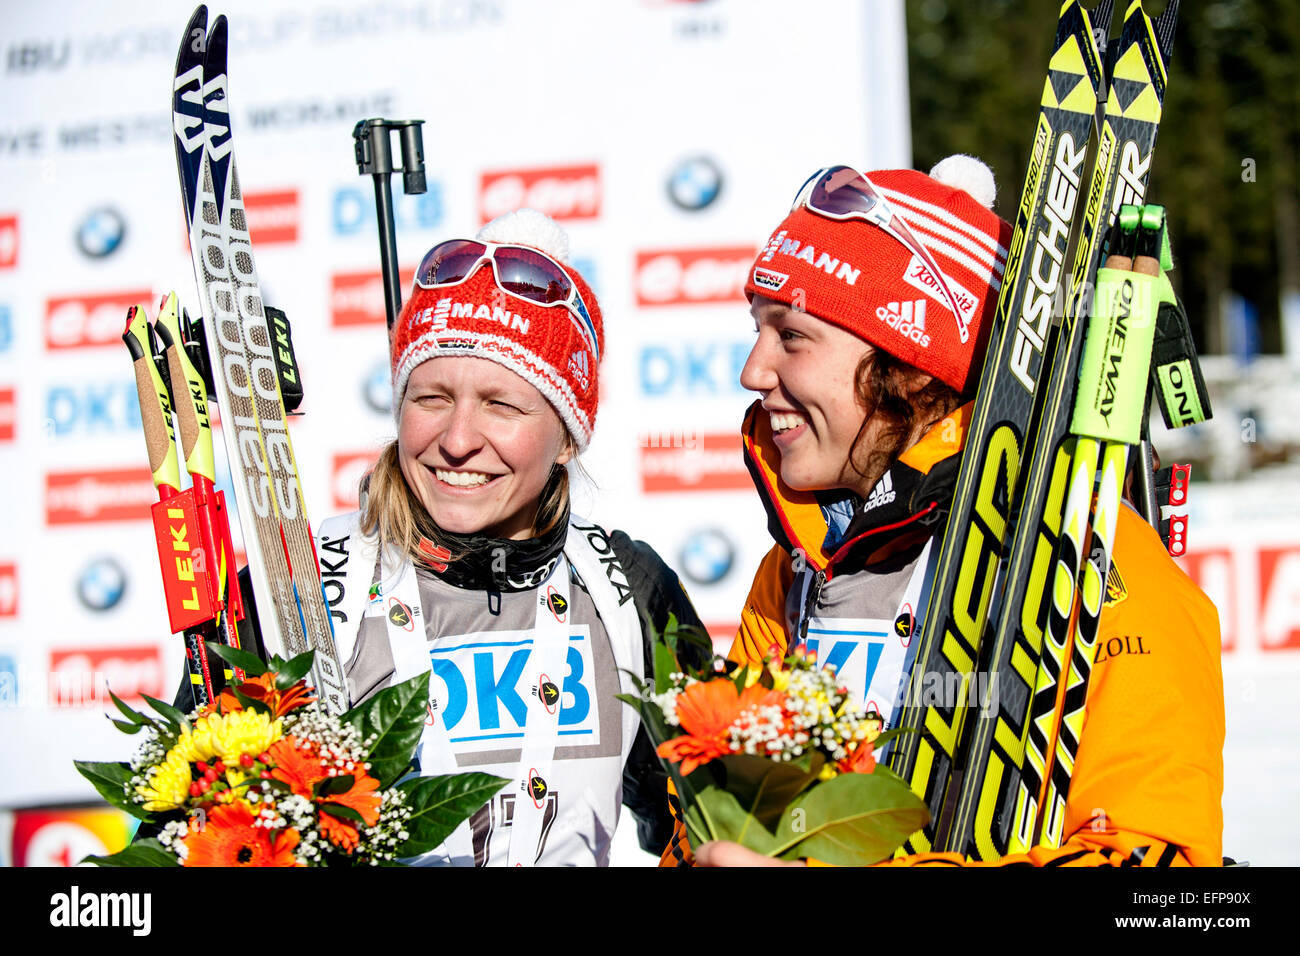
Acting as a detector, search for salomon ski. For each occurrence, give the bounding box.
[172,6,348,712]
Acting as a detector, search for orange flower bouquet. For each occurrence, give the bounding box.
[75,645,506,867]
[620,619,928,864]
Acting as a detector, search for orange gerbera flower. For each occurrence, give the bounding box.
[219,672,317,718]
[183,801,301,867]
[268,736,330,798]
[319,773,382,853]
[657,679,786,776]
[836,739,877,776]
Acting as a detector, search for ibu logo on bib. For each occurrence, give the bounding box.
[804,618,906,718]
[428,628,599,752]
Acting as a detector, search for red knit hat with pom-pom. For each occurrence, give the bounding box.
[745,156,1012,393]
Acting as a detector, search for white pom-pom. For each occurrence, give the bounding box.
[929,154,997,209]
[475,208,570,262]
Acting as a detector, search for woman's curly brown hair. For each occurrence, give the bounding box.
[845,348,965,490]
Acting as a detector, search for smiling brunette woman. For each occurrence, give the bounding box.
[670,157,1223,868]
[315,208,704,866]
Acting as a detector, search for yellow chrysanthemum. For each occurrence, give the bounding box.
[211,709,282,764]
[817,763,839,781]
[173,718,219,764]
[224,766,248,788]
[136,748,193,811]
[176,710,282,766]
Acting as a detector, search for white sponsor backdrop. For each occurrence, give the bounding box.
[1,0,1295,868]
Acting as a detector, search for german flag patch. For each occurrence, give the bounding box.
[1104,562,1129,607]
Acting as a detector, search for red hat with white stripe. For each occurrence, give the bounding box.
[745,155,1012,393]
[391,208,604,450]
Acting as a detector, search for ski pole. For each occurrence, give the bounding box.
[352,118,426,329]
[1034,205,1164,846]
[153,292,246,685]
[123,303,218,709]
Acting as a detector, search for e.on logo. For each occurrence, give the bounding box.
[244,189,300,245]
[0,562,16,617]
[0,386,14,442]
[45,467,155,524]
[46,290,152,349]
[1259,546,1300,651]
[640,432,750,493]
[1177,543,1300,653]
[0,214,17,269]
[48,645,165,707]
[1176,548,1235,652]
[330,268,415,327]
[332,450,380,510]
[479,164,601,223]
[635,246,754,307]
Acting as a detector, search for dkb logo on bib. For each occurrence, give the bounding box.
[428,628,599,753]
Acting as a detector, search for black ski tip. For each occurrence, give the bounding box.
[206,14,229,85]
[1152,0,1180,61]
[177,6,208,65]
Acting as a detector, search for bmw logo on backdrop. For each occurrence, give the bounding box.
[363,358,392,414]
[76,556,128,612]
[679,528,736,586]
[666,156,724,212]
[75,207,127,259]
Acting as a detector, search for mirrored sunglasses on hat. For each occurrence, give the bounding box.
[792,166,969,343]
[414,239,600,361]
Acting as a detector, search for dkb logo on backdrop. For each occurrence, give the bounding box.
[332,183,443,236]
[638,340,752,397]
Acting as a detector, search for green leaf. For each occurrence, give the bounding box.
[869,727,910,751]
[662,611,680,655]
[653,637,679,696]
[207,641,267,677]
[232,687,272,715]
[83,838,179,868]
[343,671,429,788]
[692,786,778,854]
[141,694,188,733]
[275,650,316,689]
[769,771,930,865]
[107,688,148,725]
[679,796,714,850]
[314,774,355,797]
[715,752,824,833]
[73,761,152,821]
[614,691,643,713]
[396,773,510,857]
[110,719,146,735]
[320,803,365,825]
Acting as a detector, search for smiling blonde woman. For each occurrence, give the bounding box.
[308,208,705,866]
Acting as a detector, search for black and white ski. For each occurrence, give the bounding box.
[172,6,348,713]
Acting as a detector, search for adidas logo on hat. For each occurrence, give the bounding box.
[875,299,930,348]
[863,471,896,513]
[568,349,590,391]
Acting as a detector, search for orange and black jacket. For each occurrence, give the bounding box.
[669,400,1224,867]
